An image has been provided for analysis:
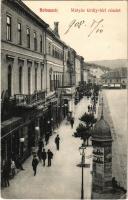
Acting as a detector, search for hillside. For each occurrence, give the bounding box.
[89,59,127,69]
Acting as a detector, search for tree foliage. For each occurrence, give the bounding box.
[80,112,97,127]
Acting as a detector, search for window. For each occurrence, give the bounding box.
[56,74,58,89]
[53,74,56,90]
[28,67,31,94]
[41,69,43,90]
[7,16,11,41]
[49,74,52,91]
[8,65,12,97]
[40,35,43,53]
[52,46,55,56]
[19,66,22,93]
[48,43,51,54]
[35,68,37,90]
[18,23,22,45]
[26,28,30,48]
[34,32,37,51]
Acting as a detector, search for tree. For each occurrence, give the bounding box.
[75,123,91,146]
[80,112,97,128]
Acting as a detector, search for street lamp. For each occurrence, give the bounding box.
[79,143,86,199]
[35,126,40,147]
[51,118,54,131]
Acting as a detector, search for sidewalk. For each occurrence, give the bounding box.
[2,97,94,199]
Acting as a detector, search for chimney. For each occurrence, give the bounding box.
[53,22,60,37]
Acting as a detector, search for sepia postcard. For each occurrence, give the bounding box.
[1,0,127,199]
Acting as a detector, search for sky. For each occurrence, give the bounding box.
[23,1,127,62]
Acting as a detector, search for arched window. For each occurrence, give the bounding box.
[28,67,31,94]
[8,65,12,97]
[19,66,22,93]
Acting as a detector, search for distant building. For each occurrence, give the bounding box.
[101,67,127,88]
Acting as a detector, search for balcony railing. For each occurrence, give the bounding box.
[14,90,46,107]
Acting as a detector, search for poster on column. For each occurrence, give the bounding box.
[1,0,127,199]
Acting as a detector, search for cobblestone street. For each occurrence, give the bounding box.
[2,97,94,199]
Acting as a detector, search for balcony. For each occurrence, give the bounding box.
[14,90,46,108]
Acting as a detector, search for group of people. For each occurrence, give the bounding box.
[2,156,25,187]
[88,104,96,113]
[32,149,53,176]
[32,134,60,176]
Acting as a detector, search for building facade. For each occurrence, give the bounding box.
[101,67,127,88]
[1,0,85,166]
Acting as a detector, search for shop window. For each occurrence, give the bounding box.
[8,65,12,97]
[26,28,30,48]
[7,15,11,41]
[18,23,22,45]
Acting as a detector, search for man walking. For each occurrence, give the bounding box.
[55,135,60,150]
[70,117,74,128]
[41,148,47,166]
[32,155,39,176]
[47,149,53,167]
[3,160,11,187]
[45,133,49,145]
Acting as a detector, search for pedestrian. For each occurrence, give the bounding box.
[55,134,60,150]
[45,133,49,145]
[11,159,16,178]
[88,105,90,112]
[47,149,53,167]
[41,148,47,166]
[15,156,25,170]
[2,160,11,187]
[37,148,42,161]
[32,155,39,176]
[90,105,93,112]
[38,138,44,151]
[70,117,74,128]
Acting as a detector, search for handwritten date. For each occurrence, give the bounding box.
[64,19,104,37]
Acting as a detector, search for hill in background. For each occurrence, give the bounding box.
[88,59,127,69]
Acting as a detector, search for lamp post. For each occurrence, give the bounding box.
[79,143,86,199]
[51,118,54,132]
